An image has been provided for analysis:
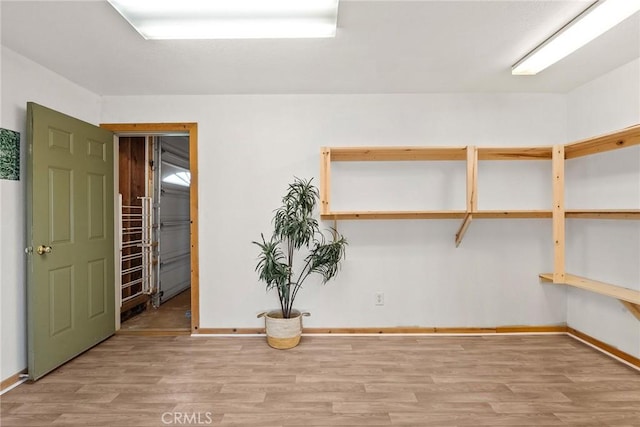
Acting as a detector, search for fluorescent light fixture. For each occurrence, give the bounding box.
[512,0,640,75]
[107,0,339,39]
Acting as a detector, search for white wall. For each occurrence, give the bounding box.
[102,94,567,330]
[0,47,102,381]
[566,58,640,358]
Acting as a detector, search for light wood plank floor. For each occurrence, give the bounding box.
[120,288,191,331]
[2,335,639,426]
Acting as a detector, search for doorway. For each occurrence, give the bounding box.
[100,123,199,334]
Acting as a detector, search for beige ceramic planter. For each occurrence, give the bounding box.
[258,310,310,349]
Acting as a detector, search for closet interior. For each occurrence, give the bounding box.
[118,135,191,329]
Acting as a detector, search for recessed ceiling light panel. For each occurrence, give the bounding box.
[107,0,339,39]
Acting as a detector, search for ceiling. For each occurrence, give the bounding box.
[1,0,639,95]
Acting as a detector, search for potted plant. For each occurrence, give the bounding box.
[253,177,347,349]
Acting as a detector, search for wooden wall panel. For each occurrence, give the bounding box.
[118,137,146,206]
[118,137,147,309]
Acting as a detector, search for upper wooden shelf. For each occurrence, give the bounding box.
[327,147,467,161]
[324,124,640,163]
[564,124,640,159]
[477,147,552,160]
[325,146,557,161]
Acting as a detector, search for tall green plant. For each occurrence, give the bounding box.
[253,177,347,318]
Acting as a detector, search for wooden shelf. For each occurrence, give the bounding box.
[565,209,640,219]
[472,210,552,219]
[319,210,618,221]
[321,127,640,325]
[321,210,564,220]
[328,146,467,161]
[477,147,552,160]
[539,273,640,305]
[320,124,640,255]
[564,124,640,159]
[321,211,466,220]
[327,145,559,162]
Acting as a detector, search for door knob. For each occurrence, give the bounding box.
[36,245,52,255]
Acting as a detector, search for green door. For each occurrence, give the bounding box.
[26,103,115,381]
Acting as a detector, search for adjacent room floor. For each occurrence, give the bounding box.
[120,289,191,332]
[1,334,639,426]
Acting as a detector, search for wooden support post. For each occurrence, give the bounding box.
[552,145,565,283]
[320,147,331,216]
[621,301,640,321]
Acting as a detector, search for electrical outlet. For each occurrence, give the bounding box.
[375,292,384,306]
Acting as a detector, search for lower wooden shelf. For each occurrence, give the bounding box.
[539,272,640,305]
[565,209,640,219]
[322,209,555,220]
[322,209,640,221]
[473,210,552,219]
[320,211,466,220]
[474,209,640,219]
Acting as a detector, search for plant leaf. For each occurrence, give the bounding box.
[252,234,289,291]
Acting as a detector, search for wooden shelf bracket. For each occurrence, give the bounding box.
[621,301,640,321]
[455,213,473,248]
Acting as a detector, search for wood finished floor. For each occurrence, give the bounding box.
[2,335,639,426]
[120,288,191,331]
